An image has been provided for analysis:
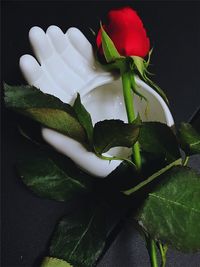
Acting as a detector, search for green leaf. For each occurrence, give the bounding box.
[17,149,93,201]
[50,203,106,267]
[101,26,121,63]
[73,93,93,146]
[178,122,200,155]
[41,257,73,267]
[4,84,86,143]
[139,122,181,164]
[137,166,200,252]
[94,119,140,154]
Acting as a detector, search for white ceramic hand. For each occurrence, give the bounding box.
[19,26,115,103]
[19,26,174,177]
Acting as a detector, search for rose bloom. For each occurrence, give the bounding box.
[97,7,150,58]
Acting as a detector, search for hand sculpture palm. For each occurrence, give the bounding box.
[20,26,173,177]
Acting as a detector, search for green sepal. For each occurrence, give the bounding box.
[130,55,169,104]
[146,48,153,68]
[100,25,122,63]
[129,71,148,102]
[143,73,169,105]
[131,56,146,76]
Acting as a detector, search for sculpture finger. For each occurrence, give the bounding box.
[19,54,41,85]
[46,25,68,54]
[19,54,71,102]
[66,27,95,65]
[29,26,54,64]
[44,26,85,91]
[28,26,80,100]
[47,26,96,81]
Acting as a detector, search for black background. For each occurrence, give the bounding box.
[2,1,200,267]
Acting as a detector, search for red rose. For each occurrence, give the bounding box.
[97,7,150,58]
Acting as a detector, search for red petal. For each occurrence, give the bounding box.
[96,7,150,57]
[96,28,102,49]
[107,7,143,32]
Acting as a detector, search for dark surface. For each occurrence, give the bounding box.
[2,1,200,267]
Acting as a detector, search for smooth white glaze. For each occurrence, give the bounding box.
[20,26,174,177]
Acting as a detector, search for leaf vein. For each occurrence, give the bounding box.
[149,193,200,214]
[69,212,95,258]
[48,159,86,190]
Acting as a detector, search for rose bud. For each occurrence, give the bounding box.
[97,7,150,58]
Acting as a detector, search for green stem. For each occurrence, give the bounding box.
[123,158,182,195]
[121,71,142,170]
[183,156,189,166]
[97,153,136,168]
[146,238,159,267]
[158,242,168,267]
